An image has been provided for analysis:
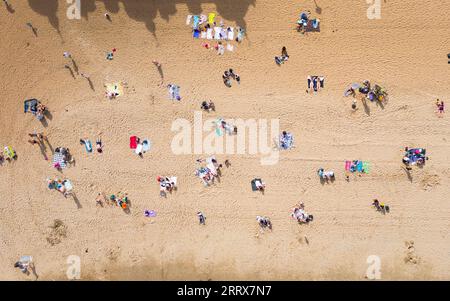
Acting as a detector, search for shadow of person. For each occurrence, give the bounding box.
[313,0,322,14]
[39,117,48,127]
[87,78,95,91]
[6,3,15,13]
[157,65,164,81]
[44,109,53,120]
[361,98,371,116]
[65,65,76,78]
[72,193,82,209]
[403,166,413,182]
[71,59,79,74]
[29,263,39,280]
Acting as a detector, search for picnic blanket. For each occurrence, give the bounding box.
[52,152,67,169]
[208,13,216,24]
[105,82,123,97]
[130,136,137,149]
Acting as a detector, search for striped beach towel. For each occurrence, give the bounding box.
[52,153,66,169]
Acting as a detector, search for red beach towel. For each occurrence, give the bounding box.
[130,136,137,149]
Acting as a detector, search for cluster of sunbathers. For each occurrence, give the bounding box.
[157,176,177,197]
[200,100,215,112]
[279,131,294,150]
[345,80,388,102]
[24,99,47,120]
[167,84,181,100]
[291,202,314,224]
[188,13,245,42]
[222,69,240,87]
[80,138,102,153]
[307,75,325,93]
[256,216,272,230]
[47,178,73,198]
[402,147,427,167]
[1,146,16,164]
[52,147,73,169]
[195,156,222,186]
[296,11,320,34]
[372,199,390,215]
[109,192,130,210]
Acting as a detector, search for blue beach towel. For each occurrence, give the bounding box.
[193,29,200,38]
[85,140,93,153]
[193,15,199,29]
[357,161,363,172]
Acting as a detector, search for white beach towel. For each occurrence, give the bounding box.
[186,15,192,25]
[214,27,221,40]
[226,43,234,52]
[169,176,177,187]
[135,143,143,154]
[199,15,207,24]
[201,31,207,39]
[227,27,234,40]
[206,28,213,40]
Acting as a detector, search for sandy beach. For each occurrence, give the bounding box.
[0,0,449,280]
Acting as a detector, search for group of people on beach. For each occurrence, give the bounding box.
[222,68,240,87]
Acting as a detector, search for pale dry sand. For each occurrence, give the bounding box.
[0,0,449,280]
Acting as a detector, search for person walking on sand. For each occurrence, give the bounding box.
[197,212,206,225]
[63,51,72,59]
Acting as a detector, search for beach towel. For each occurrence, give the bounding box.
[200,15,207,24]
[220,28,227,40]
[144,210,157,217]
[345,160,351,171]
[105,82,124,97]
[3,146,15,159]
[168,84,181,100]
[193,15,199,29]
[236,28,245,41]
[362,161,370,174]
[200,31,207,39]
[24,99,38,114]
[251,178,262,191]
[135,143,143,155]
[169,176,177,187]
[357,161,363,172]
[52,153,66,169]
[142,139,151,152]
[215,119,223,136]
[63,180,73,191]
[193,29,200,38]
[208,13,216,24]
[130,136,137,149]
[226,43,234,52]
[305,19,321,32]
[227,27,234,40]
[214,27,221,40]
[84,140,92,153]
[206,28,213,39]
[186,15,192,25]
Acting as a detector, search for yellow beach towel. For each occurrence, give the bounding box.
[208,13,216,24]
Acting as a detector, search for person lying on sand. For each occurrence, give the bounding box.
[96,138,103,153]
